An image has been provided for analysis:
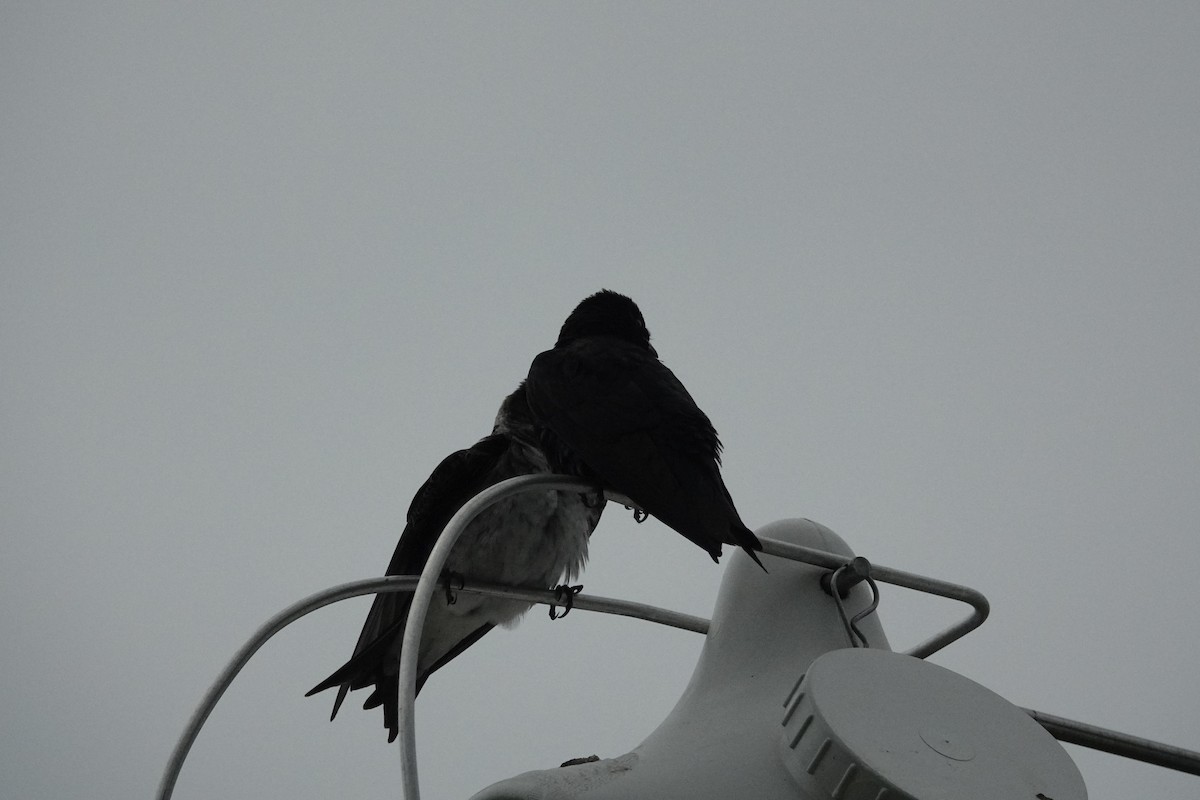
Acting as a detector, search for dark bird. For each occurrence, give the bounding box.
[525,289,763,567]
[306,384,603,742]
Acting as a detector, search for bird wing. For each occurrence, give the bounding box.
[306,433,511,718]
[527,339,758,561]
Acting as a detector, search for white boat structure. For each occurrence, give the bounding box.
[158,475,1200,799]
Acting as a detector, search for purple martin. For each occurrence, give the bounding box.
[525,290,763,567]
[306,384,603,742]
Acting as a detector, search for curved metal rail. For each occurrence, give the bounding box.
[154,573,708,800]
[155,575,421,800]
[393,476,995,799]
[395,476,641,798]
[157,472,1200,800]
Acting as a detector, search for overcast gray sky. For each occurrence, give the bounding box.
[3,3,1198,799]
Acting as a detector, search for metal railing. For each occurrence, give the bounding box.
[156,474,1200,800]
[753,537,989,659]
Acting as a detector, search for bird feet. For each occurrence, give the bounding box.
[443,570,466,605]
[549,584,583,620]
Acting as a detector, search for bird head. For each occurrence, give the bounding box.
[555,289,656,355]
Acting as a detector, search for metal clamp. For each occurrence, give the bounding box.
[828,558,881,648]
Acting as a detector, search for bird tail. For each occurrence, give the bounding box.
[307,620,495,742]
[733,523,767,571]
[305,624,403,719]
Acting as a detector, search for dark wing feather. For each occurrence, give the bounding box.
[527,339,761,562]
[306,433,511,717]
